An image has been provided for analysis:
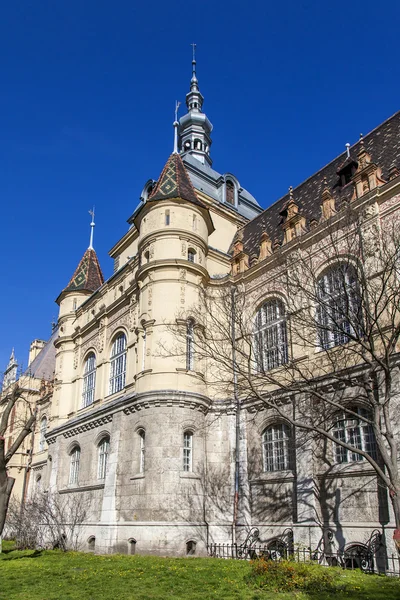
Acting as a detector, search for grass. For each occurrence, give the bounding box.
[0,541,399,600]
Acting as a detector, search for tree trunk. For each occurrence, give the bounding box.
[390,485,400,531]
[0,476,15,541]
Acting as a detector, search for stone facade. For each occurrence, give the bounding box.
[4,64,400,559]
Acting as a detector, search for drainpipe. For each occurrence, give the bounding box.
[231,285,240,546]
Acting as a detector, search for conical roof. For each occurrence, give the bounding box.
[148,153,205,208]
[62,248,104,296]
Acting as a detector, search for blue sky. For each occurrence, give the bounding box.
[1,0,399,374]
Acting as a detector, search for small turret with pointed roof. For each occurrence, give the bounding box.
[2,348,18,391]
[179,45,213,166]
[56,211,104,305]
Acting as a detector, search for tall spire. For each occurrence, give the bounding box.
[190,43,198,91]
[178,45,213,166]
[173,101,180,154]
[88,207,95,249]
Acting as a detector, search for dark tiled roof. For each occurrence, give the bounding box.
[149,153,206,208]
[63,248,104,295]
[240,111,400,257]
[25,328,58,381]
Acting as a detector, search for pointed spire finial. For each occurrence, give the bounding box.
[88,207,95,250]
[289,186,294,201]
[359,133,364,149]
[190,42,198,90]
[345,142,351,158]
[173,101,181,154]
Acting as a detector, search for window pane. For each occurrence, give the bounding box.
[254,299,288,372]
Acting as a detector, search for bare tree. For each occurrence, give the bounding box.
[6,492,88,551]
[0,384,36,540]
[164,207,400,532]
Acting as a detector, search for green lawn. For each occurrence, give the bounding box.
[0,541,399,600]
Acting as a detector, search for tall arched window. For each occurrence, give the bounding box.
[254,298,288,372]
[82,353,96,407]
[186,320,194,371]
[138,429,145,473]
[39,416,47,452]
[316,263,362,350]
[262,424,291,472]
[183,431,193,472]
[69,446,81,485]
[109,333,127,395]
[333,406,377,463]
[97,436,110,479]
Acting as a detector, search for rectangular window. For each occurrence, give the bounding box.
[165,210,170,225]
[183,432,193,472]
[139,430,145,473]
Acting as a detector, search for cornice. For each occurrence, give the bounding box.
[45,389,212,442]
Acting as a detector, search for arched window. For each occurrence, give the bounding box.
[39,416,47,452]
[128,538,136,555]
[186,320,194,371]
[183,431,193,472]
[333,406,377,463]
[82,353,96,407]
[98,436,110,479]
[69,446,81,485]
[138,429,145,473]
[254,299,288,372]
[226,180,235,205]
[88,536,96,552]
[262,424,291,472]
[194,139,202,150]
[188,248,196,263]
[36,474,42,493]
[186,540,196,555]
[109,334,127,395]
[316,263,362,350]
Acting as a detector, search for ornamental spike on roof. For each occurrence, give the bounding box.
[148,153,205,208]
[62,248,104,296]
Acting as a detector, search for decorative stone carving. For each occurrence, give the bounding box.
[179,268,187,280]
[181,241,187,257]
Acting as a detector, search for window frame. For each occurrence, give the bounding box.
[109,333,127,395]
[254,298,289,372]
[262,423,291,472]
[187,248,196,263]
[332,406,377,464]
[316,263,362,350]
[183,431,193,472]
[69,446,81,485]
[97,436,110,480]
[138,429,145,473]
[82,353,96,407]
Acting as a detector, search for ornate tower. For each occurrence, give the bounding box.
[178,47,213,166]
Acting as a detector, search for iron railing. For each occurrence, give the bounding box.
[207,543,400,577]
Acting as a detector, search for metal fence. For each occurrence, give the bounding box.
[207,543,400,577]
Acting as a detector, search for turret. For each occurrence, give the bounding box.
[132,151,214,395]
[53,213,104,418]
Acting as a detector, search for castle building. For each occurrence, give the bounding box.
[5,55,400,560]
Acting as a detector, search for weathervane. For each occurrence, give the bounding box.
[88,207,95,249]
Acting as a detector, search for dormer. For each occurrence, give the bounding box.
[336,156,358,188]
[223,174,239,208]
[320,177,336,221]
[352,135,385,199]
[259,231,272,260]
[280,187,306,244]
[231,229,249,274]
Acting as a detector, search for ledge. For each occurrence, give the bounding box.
[59,483,105,494]
[130,474,145,481]
[179,472,201,480]
[250,470,295,484]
